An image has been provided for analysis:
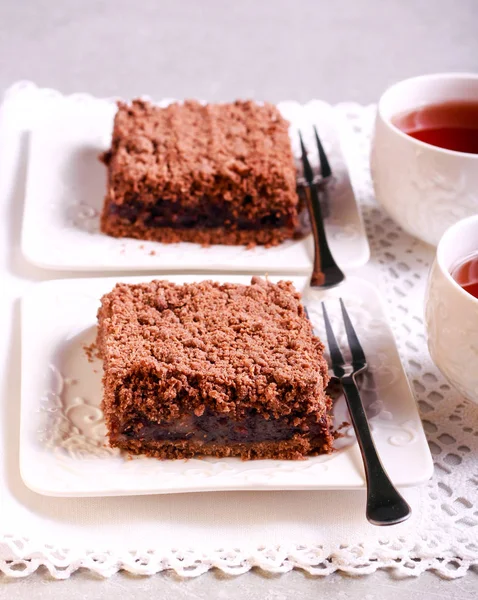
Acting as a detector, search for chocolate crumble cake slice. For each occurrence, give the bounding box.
[96,277,333,460]
[100,100,307,246]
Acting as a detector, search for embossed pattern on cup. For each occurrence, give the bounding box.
[425,215,478,404]
[371,73,478,246]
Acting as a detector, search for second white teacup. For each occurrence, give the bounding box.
[371,73,478,246]
[425,215,478,405]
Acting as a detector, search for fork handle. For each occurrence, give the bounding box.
[305,184,345,288]
[341,376,412,526]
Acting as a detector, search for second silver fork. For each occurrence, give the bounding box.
[299,127,345,289]
[322,299,412,526]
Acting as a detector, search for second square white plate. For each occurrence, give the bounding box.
[21,92,369,272]
[20,274,432,497]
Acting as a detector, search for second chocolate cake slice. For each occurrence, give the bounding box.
[97,277,333,460]
[100,100,306,246]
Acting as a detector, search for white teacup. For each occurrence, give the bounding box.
[371,73,478,246]
[425,215,478,404]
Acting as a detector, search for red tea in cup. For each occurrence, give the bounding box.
[393,101,478,154]
[451,252,478,299]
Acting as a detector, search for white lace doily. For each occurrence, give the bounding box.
[0,83,477,580]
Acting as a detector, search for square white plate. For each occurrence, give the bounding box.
[21,96,369,272]
[21,274,432,497]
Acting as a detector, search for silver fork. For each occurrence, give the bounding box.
[299,128,345,289]
[322,299,412,526]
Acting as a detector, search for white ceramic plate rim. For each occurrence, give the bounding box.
[20,274,432,497]
[20,93,369,272]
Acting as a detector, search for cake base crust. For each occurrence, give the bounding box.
[100,211,306,247]
[110,432,334,461]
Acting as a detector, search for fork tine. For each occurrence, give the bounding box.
[313,126,332,179]
[339,298,367,366]
[321,302,345,367]
[298,131,314,184]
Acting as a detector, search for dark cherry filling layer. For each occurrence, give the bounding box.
[108,196,296,230]
[119,409,329,444]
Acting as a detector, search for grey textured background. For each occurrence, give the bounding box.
[1,0,477,104]
[1,0,477,597]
